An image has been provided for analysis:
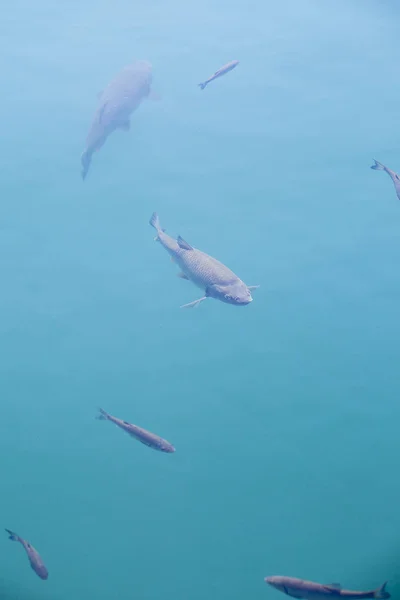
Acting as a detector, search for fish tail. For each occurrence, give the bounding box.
[371,159,385,171]
[81,150,92,181]
[374,583,390,599]
[5,529,19,542]
[96,408,108,421]
[198,82,207,90]
[149,212,164,240]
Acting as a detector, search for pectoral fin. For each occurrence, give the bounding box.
[248,285,260,291]
[322,586,341,595]
[180,296,207,309]
[177,272,189,280]
[177,236,194,251]
[98,103,107,124]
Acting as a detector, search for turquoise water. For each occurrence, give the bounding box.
[2,0,400,599]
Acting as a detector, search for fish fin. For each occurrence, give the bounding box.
[374,583,390,599]
[149,212,162,240]
[177,236,194,251]
[5,529,18,542]
[96,408,108,421]
[177,272,189,280]
[325,585,341,590]
[321,587,341,595]
[180,296,207,309]
[81,150,92,181]
[284,589,303,599]
[97,90,103,99]
[98,103,107,124]
[118,119,130,132]
[198,82,207,90]
[148,90,161,101]
[371,159,385,171]
[248,285,260,292]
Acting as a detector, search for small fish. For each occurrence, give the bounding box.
[265,577,390,600]
[371,159,400,201]
[96,408,175,453]
[198,60,239,90]
[5,529,48,580]
[81,59,156,180]
[149,212,258,308]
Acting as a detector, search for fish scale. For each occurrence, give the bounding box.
[150,212,256,308]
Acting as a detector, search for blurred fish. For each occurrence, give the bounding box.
[96,408,175,453]
[371,159,400,201]
[265,577,390,600]
[5,529,48,580]
[198,60,239,90]
[81,59,156,180]
[149,212,258,308]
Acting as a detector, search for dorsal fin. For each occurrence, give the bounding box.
[177,236,193,251]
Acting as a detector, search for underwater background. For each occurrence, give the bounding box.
[1,0,400,599]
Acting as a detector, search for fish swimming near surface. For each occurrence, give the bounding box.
[96,408,175,453]
[265,577,390,600]
[149,212,258,308]
[371,159,400,201]
[5,529,48,580]
[198,60,239,90]
[81,59,155,180]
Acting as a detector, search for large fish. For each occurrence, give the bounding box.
[371,159,400,201]
[5,529,48,580]
[265,577,390,600]
[81,59,154,180]
[97,408,175,453]
[198,60,239,90]
[149,212,258,308]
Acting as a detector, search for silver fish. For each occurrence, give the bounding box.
[149,212,258,308]
[265,577,390,600]
[198,60,239,90]
[371,159,400,201]
[5,529,48,580]
[97,408,175,453]
[81,59,154,180]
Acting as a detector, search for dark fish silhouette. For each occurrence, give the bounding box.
[97,408,175,453]
[81,59,154,180]
[371,159,400,201]
[5,529,48,580]
[150,212,258,308]
[198,60,239,90]
[265,577,390,600]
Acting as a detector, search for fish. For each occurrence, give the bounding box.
[5,529,48,580]
[81,59,155,180]
[96,408,175,453]
[371,159,400,201]
[265,577,390,600]
[198,60,239,90]
[149,212,258,308]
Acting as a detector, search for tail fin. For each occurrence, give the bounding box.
[371,159,385,171]
[149,212,164,240]
[374,583,390,599]
[81,151,92,181]
[198,82,207,90]
[96,408,108,421]
[5,529,19,542]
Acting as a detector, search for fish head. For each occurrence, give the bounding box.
[207,282,253,306]
[160,441,176,453]
[265,576,287,592]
